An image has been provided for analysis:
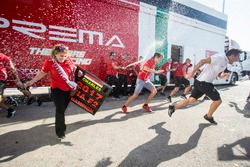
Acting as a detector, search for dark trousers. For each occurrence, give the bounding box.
[130,75,137,95]
[118,74,128,96]
[107,75,120,98]
[51,88,71,137]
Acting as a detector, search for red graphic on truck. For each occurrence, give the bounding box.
[0,0,139,87]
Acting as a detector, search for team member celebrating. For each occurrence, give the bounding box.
[167,58,192,102]
[117,53,129,96]
[106,52,124,100]
[127,57,141,95]
[25,44,77,139]
[157,58,172,96]
[122,53,164,113]
[0,53,22,118]
[168,49,242,124]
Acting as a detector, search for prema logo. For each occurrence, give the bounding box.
[0,17,125,48]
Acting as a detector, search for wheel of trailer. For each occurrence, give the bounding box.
[230,73,237,85]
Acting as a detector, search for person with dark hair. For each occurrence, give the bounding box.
[167,58,192,102]
[168,49,242,124]
[117,53,129,96]
[157,58,172,96]
[24,44,77,139]
[122,53,164,113]
[0,53,23,118]
[106,52,124,100]
[127,57,141,95]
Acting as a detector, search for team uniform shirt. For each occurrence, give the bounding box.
[172,61,180,77]
[175,62,190,77]
[117,60,128,75]
[106,59,117,76]
[0,53,11,81]
[128,64,140,76]
[197,53,229,83]
[42,58,76,91]
[161,62,171,76]
[138,59,155,81]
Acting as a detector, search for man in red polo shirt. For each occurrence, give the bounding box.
[117,53,129,96]
[167,58,192,102]
[0,53,22,118]
[122,53,164,113]
[157,58,172,96]
[127,57,141,95]
[106,52,124,99]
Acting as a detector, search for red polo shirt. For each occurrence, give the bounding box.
[42,58,76,91]
[175,62,190,77]
[161,62,171,76]
[106,59,117,76]
[0,53,11,81]
[117,60,128,75]
[138,59,155,81]
[128,64,140,76]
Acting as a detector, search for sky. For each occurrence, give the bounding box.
[193,0,250,51]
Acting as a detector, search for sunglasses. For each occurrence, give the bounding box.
[55,45,69,52]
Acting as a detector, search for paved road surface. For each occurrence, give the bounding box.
[0,81,249,167]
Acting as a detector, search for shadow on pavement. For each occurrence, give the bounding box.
[0,93,166,125]
[0,109,151,163]
[217,137,250,161]
[118,122,211,167]
[229,101,250,118]
[95,157,113,167]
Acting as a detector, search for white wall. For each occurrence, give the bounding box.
[168,12,227,64]
[138,2,157,59]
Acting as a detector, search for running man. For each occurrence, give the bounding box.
[0,53,22,118]
[122,53,164,113]
[157,58,172,96]
[168,49,242,124]
[106,51,125,100]
[167,58,192,102]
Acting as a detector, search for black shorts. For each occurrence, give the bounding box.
[174,76,190,87]
[190,79,221,101]
[0,80,5,96]
[159,74,167,86]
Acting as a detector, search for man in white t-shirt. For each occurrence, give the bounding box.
[168,49,242,124]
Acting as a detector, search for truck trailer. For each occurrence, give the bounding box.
[0,0,230,88]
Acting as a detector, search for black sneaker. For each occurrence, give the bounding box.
[180,94,187,99]
[160,92,166,96]
[37,98,43,106]
[168,104,175,117]
[247,96,250,102]
[57,134,66,140]
[204,114,217,125]
[167,96,172,103]
[6,109,16,118]
[27,97,36,105]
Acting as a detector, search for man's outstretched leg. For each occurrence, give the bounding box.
[181,85,191,99]
[143,88,157,112]
[168,97,197,117]
[167,87,179,103]
[122,93,139,113]
[203,99,222,124]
